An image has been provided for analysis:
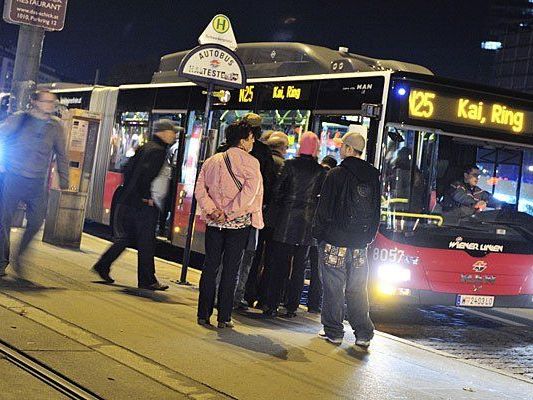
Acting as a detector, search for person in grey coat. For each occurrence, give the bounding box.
[0,91,69,277]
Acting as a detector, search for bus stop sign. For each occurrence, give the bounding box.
[3,0,68,31]
[198,14,238,51]
[178,44,247,89]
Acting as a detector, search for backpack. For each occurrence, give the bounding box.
[337,165,377,244]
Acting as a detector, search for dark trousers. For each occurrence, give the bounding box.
[95,203,158,287]
[198,226,250,322]
[266,241,309,313]
[0,173,47,270]
[306,246,322,310]
[243,227,272,304]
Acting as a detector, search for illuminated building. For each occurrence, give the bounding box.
[481,0,533,93]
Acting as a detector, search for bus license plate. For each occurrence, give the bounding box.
[456,295,494,308]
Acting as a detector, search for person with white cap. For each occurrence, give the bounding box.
[92,119,182,290]
[312,131,381,348]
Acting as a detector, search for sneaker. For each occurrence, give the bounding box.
[355,338,371,348]
[91,265,114,283]
[233,300,249,311]
[217,320,234,329]
[138,282,169,291]
[318,330,343,344]
[197,318,211,326]
[282,311,297,318]
[262,308,278,318]
[12,257,27,279]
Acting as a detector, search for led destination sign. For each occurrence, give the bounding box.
[236,82,311,106]
[408,88,533,135]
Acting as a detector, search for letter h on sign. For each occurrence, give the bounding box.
[213,16,228,33]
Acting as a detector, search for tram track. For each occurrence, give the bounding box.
[0,339,103,400]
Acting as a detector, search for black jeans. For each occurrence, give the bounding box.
[198,226,250,323]
[266,241,310,313]
[306,246,322,311]
[95,203,159,287]
[243,227,272,304]
[0,173,47,270]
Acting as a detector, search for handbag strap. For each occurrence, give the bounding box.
[223,151,243,191]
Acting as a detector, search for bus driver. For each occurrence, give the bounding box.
[441,164,504,218]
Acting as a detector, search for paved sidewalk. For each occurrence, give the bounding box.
[0,230,531,399]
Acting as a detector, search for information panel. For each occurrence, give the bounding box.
[407,87,533,136]
[3,0,68,31]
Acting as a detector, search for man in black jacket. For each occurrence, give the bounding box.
[313,132,380,348]
[92,120,181,290]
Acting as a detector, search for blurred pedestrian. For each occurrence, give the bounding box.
[195,121,263,328]
[264,131,326,318]
[0,90,69,277]
[92,119,181,290]
[306,155,338,313]
[313,132,380,348]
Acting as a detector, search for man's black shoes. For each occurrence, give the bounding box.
[91,265,114,283]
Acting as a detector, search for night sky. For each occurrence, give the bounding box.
[0,0,489,84]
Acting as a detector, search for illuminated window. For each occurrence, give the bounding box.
[481,41,502,51]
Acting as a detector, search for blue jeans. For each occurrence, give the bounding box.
[319,242,374,341]
[0,173,47,271]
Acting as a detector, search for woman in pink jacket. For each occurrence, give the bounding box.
[195,121,264,328]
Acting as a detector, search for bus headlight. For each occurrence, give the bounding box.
[377,263,411,283]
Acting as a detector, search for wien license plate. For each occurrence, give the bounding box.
[456,295,495,308]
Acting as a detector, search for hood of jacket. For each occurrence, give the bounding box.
[340,156,379,182]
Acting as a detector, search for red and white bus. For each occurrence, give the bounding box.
[50,43,533,308]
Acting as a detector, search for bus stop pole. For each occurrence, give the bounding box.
[9,25,45,113]
[179,83,214,284]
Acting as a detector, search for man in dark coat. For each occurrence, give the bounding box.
[313,132,380,348]
[264,132,326,317]
[92,120,181,290]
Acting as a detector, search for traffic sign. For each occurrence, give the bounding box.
[198,14,238,51]
[178,44,246,89]
[3,0,68,31]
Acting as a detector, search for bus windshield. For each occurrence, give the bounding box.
[380,125,533,242]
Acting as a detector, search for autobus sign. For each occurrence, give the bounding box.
[3,0,68,31]
[178,44,247,89]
